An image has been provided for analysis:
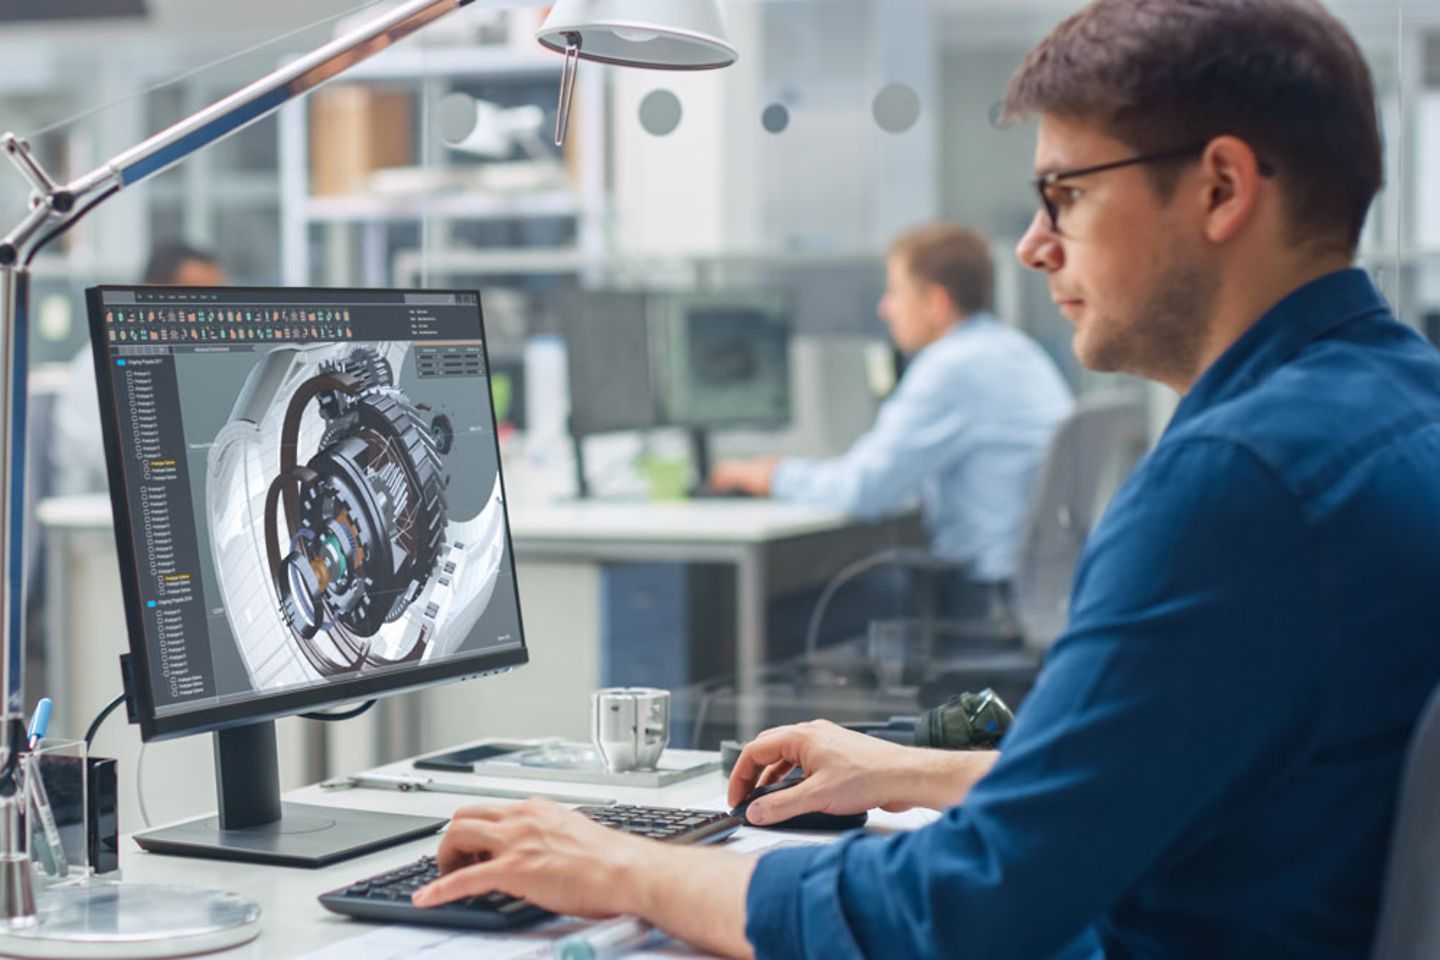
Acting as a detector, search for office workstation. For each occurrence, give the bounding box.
[4,1,1440,958]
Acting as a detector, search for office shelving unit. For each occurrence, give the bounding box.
[276,42,610,288]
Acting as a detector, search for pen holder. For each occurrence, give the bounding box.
[24,738,89,885]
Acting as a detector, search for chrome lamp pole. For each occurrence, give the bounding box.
[0,0,733,953]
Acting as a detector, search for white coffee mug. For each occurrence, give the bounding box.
[592,687,670,773]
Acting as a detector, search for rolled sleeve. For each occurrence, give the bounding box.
[746,841,868,960]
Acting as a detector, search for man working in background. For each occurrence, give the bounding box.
[51,242,225,496]
[407,1,1440,957]
[709,224,1073,586]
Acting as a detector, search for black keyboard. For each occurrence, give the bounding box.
[318,805,742,930]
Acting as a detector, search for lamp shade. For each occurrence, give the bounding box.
[536,0,738,70]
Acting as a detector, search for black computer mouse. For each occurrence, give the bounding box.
[730,778,870,831]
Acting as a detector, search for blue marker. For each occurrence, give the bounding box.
[27,697,52,751]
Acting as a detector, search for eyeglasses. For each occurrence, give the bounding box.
[1031,141,1275,234]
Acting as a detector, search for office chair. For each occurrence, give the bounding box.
[781,388,1149,719]
[1009,387,1149,650]
[1370,677,1440,959]
[915,388,1148,705]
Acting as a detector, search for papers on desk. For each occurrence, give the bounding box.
[299,919,705,960]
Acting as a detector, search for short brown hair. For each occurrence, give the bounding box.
[890,224,994,315]
[1002,0,1382,253]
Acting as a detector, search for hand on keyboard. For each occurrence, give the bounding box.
[412,799,673,919]
[320,801,740,931]
[411,794,737,921]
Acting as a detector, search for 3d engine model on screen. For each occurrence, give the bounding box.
[264,347,446,675]
[207,341,511,694]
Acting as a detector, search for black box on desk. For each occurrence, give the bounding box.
[37,754,119,876]
[88,757,119,875]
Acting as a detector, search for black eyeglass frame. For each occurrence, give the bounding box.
[1031,140,1275,233]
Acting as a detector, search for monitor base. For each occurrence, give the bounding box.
[134,802,445,868]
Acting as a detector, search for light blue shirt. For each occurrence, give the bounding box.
[770,315,1073,580]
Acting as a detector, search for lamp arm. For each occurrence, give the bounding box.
[0,0,484,792]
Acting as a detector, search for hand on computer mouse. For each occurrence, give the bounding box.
[726,720,904,825]
[727,719,997,824]
[731,778,869,831]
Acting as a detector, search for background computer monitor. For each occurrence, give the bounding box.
[562,290,661,438]
[656,292,792,432]
[562,289,791,490]
[87,285,529,865]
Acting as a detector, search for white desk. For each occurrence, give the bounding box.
[38,496,925,746]
[510,500,862,543]
[508,500,925,737]
[103,748,936,959]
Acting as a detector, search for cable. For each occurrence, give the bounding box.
[691,686,714,750]
[300,699,377,722]
[25,0,389,139]
[24,186,118,265]
[802,547,950,660]
[85,693,128,750]
[136,742,151,829]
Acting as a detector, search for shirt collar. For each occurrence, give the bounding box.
[946,311,996,340]
[1170,268,1390,430]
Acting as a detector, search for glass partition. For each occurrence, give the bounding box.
[0,0,1427,775]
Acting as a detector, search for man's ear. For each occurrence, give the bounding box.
[1196,135,1266,245]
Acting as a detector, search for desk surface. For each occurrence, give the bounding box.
[104,749,936,959]
[508,499,860,544]
[37,494,866,545]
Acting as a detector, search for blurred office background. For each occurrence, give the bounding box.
[3,0,1436,829]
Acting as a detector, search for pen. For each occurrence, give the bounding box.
[553,916,664,960]
[320,772,617,807]
[24,755,69,878]
[27,697,51,751]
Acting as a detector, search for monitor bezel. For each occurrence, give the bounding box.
[86,284,530,742]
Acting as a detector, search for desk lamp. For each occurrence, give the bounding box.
[537,0,738,143]
[0,0,734,954]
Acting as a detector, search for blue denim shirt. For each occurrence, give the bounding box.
[745,269,1440,959]
[771,315,1073,581]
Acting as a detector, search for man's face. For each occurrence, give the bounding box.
[878,255,939,355]
[1015,114,1217,386]
[170,259,226,286]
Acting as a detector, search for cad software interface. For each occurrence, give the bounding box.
[95,288,524,719]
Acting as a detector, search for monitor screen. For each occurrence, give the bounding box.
[562,289,791,437]
[87,286,528,741]
[660,296,791,430]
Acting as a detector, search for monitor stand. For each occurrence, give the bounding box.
[688,428,713,486]
[134,720,446,868]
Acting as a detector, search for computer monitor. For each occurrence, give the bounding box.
[562,290,791,490]
[562,290,661,438]
[86,285,529,866]
[656,292,791,433]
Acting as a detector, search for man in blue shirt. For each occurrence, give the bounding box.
[709,224,1073,583]
[411,1,1440,957]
